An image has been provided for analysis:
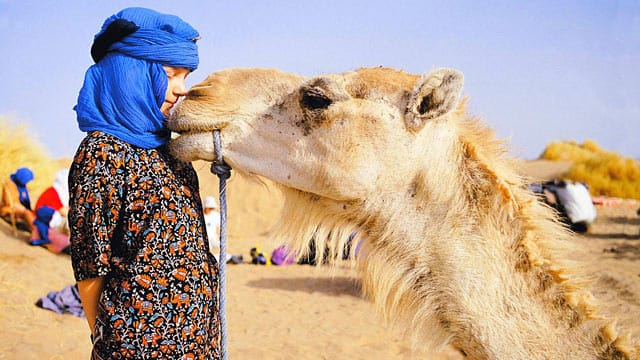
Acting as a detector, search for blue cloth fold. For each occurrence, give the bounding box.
[32,206,55,245]
[36,284,85,318]
[74,7,199,149]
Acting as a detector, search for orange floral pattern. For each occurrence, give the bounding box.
[69,131,220,359]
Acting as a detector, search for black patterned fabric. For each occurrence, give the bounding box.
[69,131,220,359]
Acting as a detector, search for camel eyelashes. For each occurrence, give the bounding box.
[186,85,213,98]
[300,91,332,110]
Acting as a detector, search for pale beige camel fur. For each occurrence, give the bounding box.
[168,67,639,359]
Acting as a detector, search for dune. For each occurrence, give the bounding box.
[0,159,638,359]
[520,159,572,181]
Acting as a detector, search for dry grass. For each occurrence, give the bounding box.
[0,116,59,199]
[540,139,640,200]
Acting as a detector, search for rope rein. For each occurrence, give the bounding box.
[210,130,231,360]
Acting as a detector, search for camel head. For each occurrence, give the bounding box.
[169,68,640,359]
[169,67,463,202]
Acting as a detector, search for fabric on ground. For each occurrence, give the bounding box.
[35,284,85,318]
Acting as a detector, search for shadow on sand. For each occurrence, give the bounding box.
[602,216,640,226]
[246,276,362,298]
[601,243,640,261]
[586,233,640,240]
[0,219,30,240]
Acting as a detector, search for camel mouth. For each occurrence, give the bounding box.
[167,112,231,162]
[166,115,221,134]
[170,129,207,139]
[168,130,217,162]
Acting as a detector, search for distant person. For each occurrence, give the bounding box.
[29,169,71,253]
[10,167,34,210]
[30,205,70,254]
[1,167,36,232]
[34,169,70,235]
[68,8,220,359]
[203,195,241,264]
[543,180,596,233]
[203,195,221,249]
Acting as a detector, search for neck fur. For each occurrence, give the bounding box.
[270,112,637,359]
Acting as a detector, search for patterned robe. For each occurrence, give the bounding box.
[69,131,220,359]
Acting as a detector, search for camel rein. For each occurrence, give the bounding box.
[209,130,231,360]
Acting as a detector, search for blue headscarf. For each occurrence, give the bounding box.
[31,206,56,246]
[10,167,34,210]
[75,7,199,149]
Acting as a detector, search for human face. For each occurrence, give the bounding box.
[161,66,190,116]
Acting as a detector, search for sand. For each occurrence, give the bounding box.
[0,160,638,359]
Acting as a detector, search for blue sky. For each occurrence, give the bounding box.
[1,1,638,160]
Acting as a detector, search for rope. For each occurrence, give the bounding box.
[210,130,231,360]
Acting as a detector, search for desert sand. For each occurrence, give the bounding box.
[0,159,638,359]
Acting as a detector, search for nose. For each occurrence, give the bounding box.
[173,81,187,96]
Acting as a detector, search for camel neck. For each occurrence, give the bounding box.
[358,170,636,359]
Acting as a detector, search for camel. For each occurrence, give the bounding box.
[168,67,639,359]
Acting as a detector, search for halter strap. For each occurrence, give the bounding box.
[210,130,231,360]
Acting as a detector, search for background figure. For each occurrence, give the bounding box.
[539,180,597,233]
[34,169,70,235]
[204,195,236,264]
[30,169,71,254]
[30,206,71,254]
[204,195,221,250]
[11,167,34,210]
[0,167,36,233]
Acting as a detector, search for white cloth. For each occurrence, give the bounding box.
[52,169,70,207]
[204,209,232,263]
[204,209,220,250]
[50,211,63,229]
[555,182,597,224]
[203,195,218,210]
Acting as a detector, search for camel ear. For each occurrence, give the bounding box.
[406,68,463,130]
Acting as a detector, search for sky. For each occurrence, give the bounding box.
[1,1,638,160]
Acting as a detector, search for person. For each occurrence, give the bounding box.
[203,195,242,264]
[541,180,596,233]
[554,181,596,232]
[10,167,34,210]
[203,196,221,250]
[0,167,36,232]
[68,8,220,359]
[34,169,70,234]
[30,205,71,254]
[30,169,71,253]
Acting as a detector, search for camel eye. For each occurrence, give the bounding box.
[301,91,332,110]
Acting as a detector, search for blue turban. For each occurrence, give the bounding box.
[74,7,199,149]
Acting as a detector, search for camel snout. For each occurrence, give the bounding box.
[169,131,217,162]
